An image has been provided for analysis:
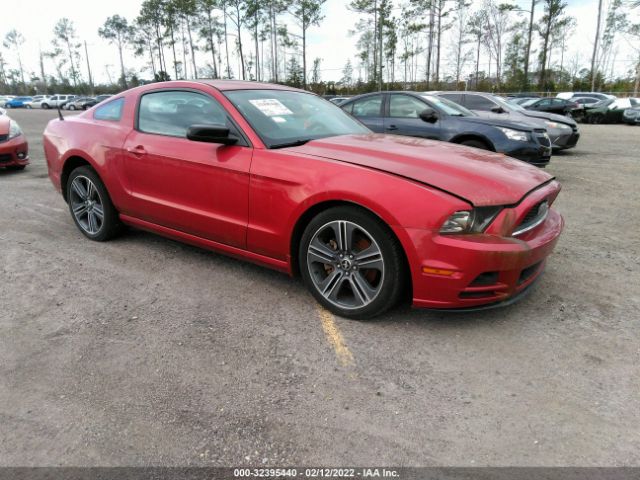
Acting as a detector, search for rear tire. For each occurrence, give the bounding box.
[66,166,122,242]
[459,139,490,150]
[299,206,406,320]
[42,103,50,109]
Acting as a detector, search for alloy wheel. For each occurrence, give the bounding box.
[69,175,104,235]
[306,220,385,310]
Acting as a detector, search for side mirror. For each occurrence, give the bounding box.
[419,108,439,123]
[186,124,238,145]
[491,106,505,114]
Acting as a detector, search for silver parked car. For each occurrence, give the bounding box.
[432,91,580,151]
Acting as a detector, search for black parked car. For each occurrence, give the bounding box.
[340,92,552,167]
[521,97,578,116]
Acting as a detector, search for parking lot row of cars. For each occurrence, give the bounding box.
[507,92,640,124]
[0,94,113,110]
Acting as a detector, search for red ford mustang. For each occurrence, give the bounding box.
[0,115,29,170]
[44,80,563,319]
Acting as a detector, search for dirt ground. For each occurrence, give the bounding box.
[1,109,639,466]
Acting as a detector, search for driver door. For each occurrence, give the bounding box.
[120,89,252,248]
[384,94,441,139]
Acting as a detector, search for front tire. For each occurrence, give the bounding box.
[299,206,406,319]
[66,166,121,241]
[42,103,50,109]
[69,105,76,110]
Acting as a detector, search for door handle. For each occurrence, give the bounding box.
[386,125,398,131]
[126,145,147,156]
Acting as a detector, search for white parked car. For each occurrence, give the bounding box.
[39,95,76,109]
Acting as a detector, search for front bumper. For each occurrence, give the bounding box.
[550,128,580,150]
[498,132,552,167]
[0,135,29,168]
[398,183,564,310]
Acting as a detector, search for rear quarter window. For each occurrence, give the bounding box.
[94,98,125,121]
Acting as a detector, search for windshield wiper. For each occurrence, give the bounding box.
[270,139,313,149]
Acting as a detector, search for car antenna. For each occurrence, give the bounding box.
[57,103,64,121]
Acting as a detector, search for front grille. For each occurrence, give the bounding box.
[518,262,542,285]
[536,134,551,147]
[0,153,12,163]
[513,200,549,236]
[469,271,499,287]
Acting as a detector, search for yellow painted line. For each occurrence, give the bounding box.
[317,306,355,367]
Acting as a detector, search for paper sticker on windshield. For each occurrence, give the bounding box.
[249,99,293,116]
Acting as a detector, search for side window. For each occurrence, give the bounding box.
[465,94,496,111]
[350,95,383,117]
[389,95,427,118]
[94,98,125,121]
[138,90,227,137]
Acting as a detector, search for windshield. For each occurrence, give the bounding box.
[420,94,475,116]
[224,90,370,148]
[492,95,520,111]
[520,98,538,107]
[593,99,614,108]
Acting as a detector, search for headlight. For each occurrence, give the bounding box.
[8,120,22,139]
[440,207,502,234]
[497,127,529,142]
[545,121,571,130]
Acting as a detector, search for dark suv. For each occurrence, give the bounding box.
[341,92,552,167]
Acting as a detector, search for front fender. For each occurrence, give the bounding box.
[246,149,471,264]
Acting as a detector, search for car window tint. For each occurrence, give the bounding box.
[465,94,496,111]
[94,98,125,121]
[350,95,383,117]
[389,95,426,118]
[138,91,227,137]
[438,93,463,104]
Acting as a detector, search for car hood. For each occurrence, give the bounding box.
[457,116,540,131]
[520,109,576,126]
[293,134,553,206]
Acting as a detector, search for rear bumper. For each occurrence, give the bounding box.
[0,135,29,168]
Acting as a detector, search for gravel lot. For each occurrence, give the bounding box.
[1,109,639,467]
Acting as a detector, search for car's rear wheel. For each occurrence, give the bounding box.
[42,103,50,109]
[69,105,76,110]
[66,166,121,241]
[299,206,405,319]
[459,139,490,150]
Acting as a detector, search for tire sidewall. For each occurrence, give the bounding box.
[299,206,404,320]
[66,166,120,242]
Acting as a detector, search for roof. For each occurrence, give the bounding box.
[195,79,306,93]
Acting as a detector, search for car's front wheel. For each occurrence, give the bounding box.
[299,206,406,319]
[69,105,76,110]
[41,103,49,109]
[66,166,121,241]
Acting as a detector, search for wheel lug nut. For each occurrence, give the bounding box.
[349,255,353,259]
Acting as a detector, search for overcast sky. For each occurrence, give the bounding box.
[1,0,639,85]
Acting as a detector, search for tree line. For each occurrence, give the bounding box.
[1,0,639,96]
